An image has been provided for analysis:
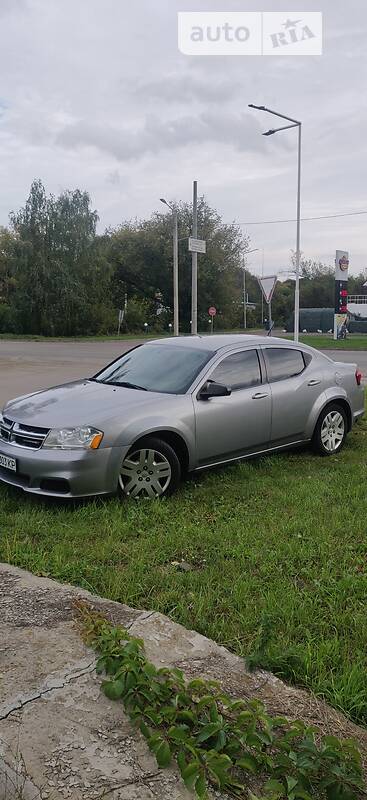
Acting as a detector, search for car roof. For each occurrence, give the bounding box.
[147,334,317,353]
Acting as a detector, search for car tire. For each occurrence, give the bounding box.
[118,436,181,499]
[312,403,348,457]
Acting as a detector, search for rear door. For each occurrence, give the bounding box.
[262,346,325,444]
[193,348,271,464]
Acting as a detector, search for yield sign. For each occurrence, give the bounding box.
[257,275,277,304]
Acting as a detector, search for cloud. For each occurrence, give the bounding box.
[56,110,268,161]
[0,0,366,272]
[0,0,27,15]
[133,72,240,104]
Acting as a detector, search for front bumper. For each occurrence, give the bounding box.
[0,441,130,498]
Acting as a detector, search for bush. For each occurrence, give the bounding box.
[123,298,151,333]
[0,303,20,334]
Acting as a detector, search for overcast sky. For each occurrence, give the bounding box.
[0,0,366,276]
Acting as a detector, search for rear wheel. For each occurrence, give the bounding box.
[118,436,181,499]
[312,404,347,456]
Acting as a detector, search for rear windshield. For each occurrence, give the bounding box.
[93,344,212,394]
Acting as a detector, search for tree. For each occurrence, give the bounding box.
[0,226,18,332]
[9,179,113,335]
[5,179,363,337]
[107,198,250,331]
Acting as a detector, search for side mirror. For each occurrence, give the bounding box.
[198,381,232,400]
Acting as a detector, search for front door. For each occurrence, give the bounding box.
[193,348,271,465]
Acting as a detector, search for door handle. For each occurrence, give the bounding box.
[252,392,269,399]
[308,379,321,386]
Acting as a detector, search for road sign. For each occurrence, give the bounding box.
[257,275,277,304]
[208,306,216,316]
[189,237,206,254]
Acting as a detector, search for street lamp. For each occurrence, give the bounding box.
[242,248,259,330]
[160,198,179,336]
[249,104,302,343]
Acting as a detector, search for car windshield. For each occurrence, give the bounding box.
[92,344,212,394]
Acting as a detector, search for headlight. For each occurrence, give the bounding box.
[43,426,103,450]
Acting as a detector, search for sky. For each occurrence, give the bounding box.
[0,0,366,277]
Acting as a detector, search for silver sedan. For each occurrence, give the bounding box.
[0,335,364,499]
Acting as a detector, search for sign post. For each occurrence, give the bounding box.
[190,180,207,335]
[208,306,216,333]
[191,182,198,334]
[257,276,277,335]
[334,251,349,340]
[117,308,124,336]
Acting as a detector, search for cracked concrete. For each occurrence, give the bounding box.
[0,660,96,721]
[1,563,366,800]
[0,565,226,800]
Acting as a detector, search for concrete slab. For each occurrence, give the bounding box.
[1,564,366,800]
[0,565,221,800]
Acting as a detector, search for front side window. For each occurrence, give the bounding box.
[208,349,261,390]
[264,348,306,382]
[93,344,212,394]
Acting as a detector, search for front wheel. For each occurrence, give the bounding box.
[312,404,347,456]
[118,436,181,499]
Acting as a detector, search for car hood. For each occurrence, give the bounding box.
[3,379,178,428]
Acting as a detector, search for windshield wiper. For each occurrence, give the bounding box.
[118,381,148,391]
[98,380,148,391]
[89,378,148,390]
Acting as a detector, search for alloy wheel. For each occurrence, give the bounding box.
[320,411,345,453]
[119,447,172,498]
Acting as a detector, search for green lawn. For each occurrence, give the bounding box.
[1,332,367,349]
[290,335,367,351]
[1,415,367,726]
[0,333,163,342]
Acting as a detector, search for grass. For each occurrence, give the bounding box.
[0,330,259,341]
[0,333,164,342]
[1,332,367,349]
[1,408,367,727]
[289,335,367,351]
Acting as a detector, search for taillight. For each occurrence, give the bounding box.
[355,369,362,386]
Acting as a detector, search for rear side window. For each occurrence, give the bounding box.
[264,348,306,382]
[209,349,261,390]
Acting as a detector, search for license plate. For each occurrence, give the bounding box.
[0,453,17,472]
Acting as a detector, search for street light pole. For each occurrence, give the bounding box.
[249,104,302,343]
[160,198,179,336]
[172,210,179,336]
[191,180,198,335]
[261,248,264,324]
[294,123,302,345]
[243,257,246,330]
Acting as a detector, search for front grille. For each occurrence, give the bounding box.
[0,417,50,450]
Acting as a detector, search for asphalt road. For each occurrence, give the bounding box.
[0,338,366,407]
[0,339,143,407]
